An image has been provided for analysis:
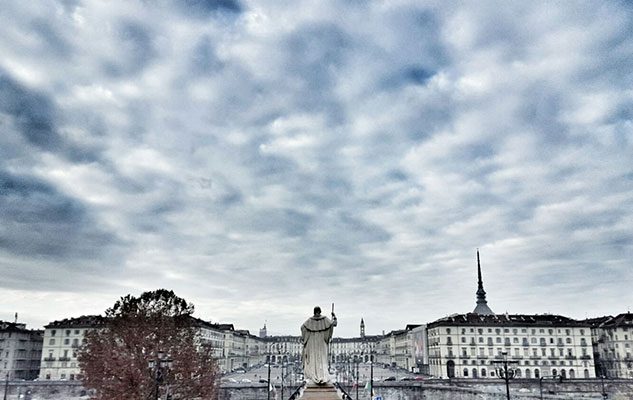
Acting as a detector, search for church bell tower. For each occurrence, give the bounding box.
[360,318,365,338]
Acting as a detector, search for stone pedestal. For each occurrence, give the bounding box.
[301,384,340,400]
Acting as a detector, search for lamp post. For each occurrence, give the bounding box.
[281,352,288,400]
[267,351,272,400]
[491,351,518,400]
[369,352,374,400]
[355,353,360,400]
[600,375,607,399]
[148,351,173,400]
[3,372,9,400]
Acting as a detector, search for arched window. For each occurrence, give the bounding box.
[584,369,590,379]
[446,360,455,378]
[534,369,540,378]
[481,368,487,377]
[515,369,522,378]
[472,368,478,378]
[525,369,531,379]
[463,368,469,377]
[569,369,575,379]
[552,369,557,377]
[560,369,566,379]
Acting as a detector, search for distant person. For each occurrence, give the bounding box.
[301,306,337,385]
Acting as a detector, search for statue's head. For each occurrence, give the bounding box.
[313,306,321,315]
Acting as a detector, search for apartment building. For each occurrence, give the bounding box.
[38,315,105,381]
[0,320,43,380]
[589,313,633,378]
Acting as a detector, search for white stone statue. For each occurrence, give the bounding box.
[301,305,337,385]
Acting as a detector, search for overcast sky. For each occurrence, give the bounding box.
[1,0,632,337]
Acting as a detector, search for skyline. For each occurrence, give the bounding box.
[1,1,632,337]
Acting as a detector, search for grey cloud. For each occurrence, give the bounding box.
[103,21,156,77]
[190,36,224,75]
[0,70,101,162]
[176,0,242,16]
[0,71,62,151]
[0,170,122,261]
[30,18,72,58]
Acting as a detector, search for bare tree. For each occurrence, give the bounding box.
[79,289,219,400]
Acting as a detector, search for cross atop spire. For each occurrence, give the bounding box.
[473,249,494,315]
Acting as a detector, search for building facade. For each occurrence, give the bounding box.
[0,320,43,380]
[428,313,595,379]
[589,313,633,378]
[39,315,105,381]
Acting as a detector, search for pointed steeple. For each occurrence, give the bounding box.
[360,318,365,338]
[473,249,494,315]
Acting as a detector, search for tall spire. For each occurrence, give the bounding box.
[360,318,365,338]
[473,249,494,315]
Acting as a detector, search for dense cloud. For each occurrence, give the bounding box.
[0,0,632,335]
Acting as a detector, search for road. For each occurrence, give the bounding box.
[222,362,421,386]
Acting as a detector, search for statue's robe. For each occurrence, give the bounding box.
[301,315,336,385]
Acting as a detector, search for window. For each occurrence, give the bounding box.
[446,329,451,334]
[463,368,468,377]
[66,330,71,336]
[580,329,585,335]
[74,330,80,335]
[51,330,56,337]
[46,374,51,380]
[64,339,70,345]
[49,339,55,345]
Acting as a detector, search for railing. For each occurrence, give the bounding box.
[333,382,352,400]
[287,381,306,400]
[59,357,71,361]
[44,357,56,361]
[580,355,591,360]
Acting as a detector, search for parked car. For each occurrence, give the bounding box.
[259,379,268,383]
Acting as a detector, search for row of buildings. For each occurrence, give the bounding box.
[2,252,632,382]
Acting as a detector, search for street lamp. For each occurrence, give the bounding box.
[3,372,9,400]
[267,351,272,400]
[148,351,173,400]
[491,351,518,400]
[600,375,607,399]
